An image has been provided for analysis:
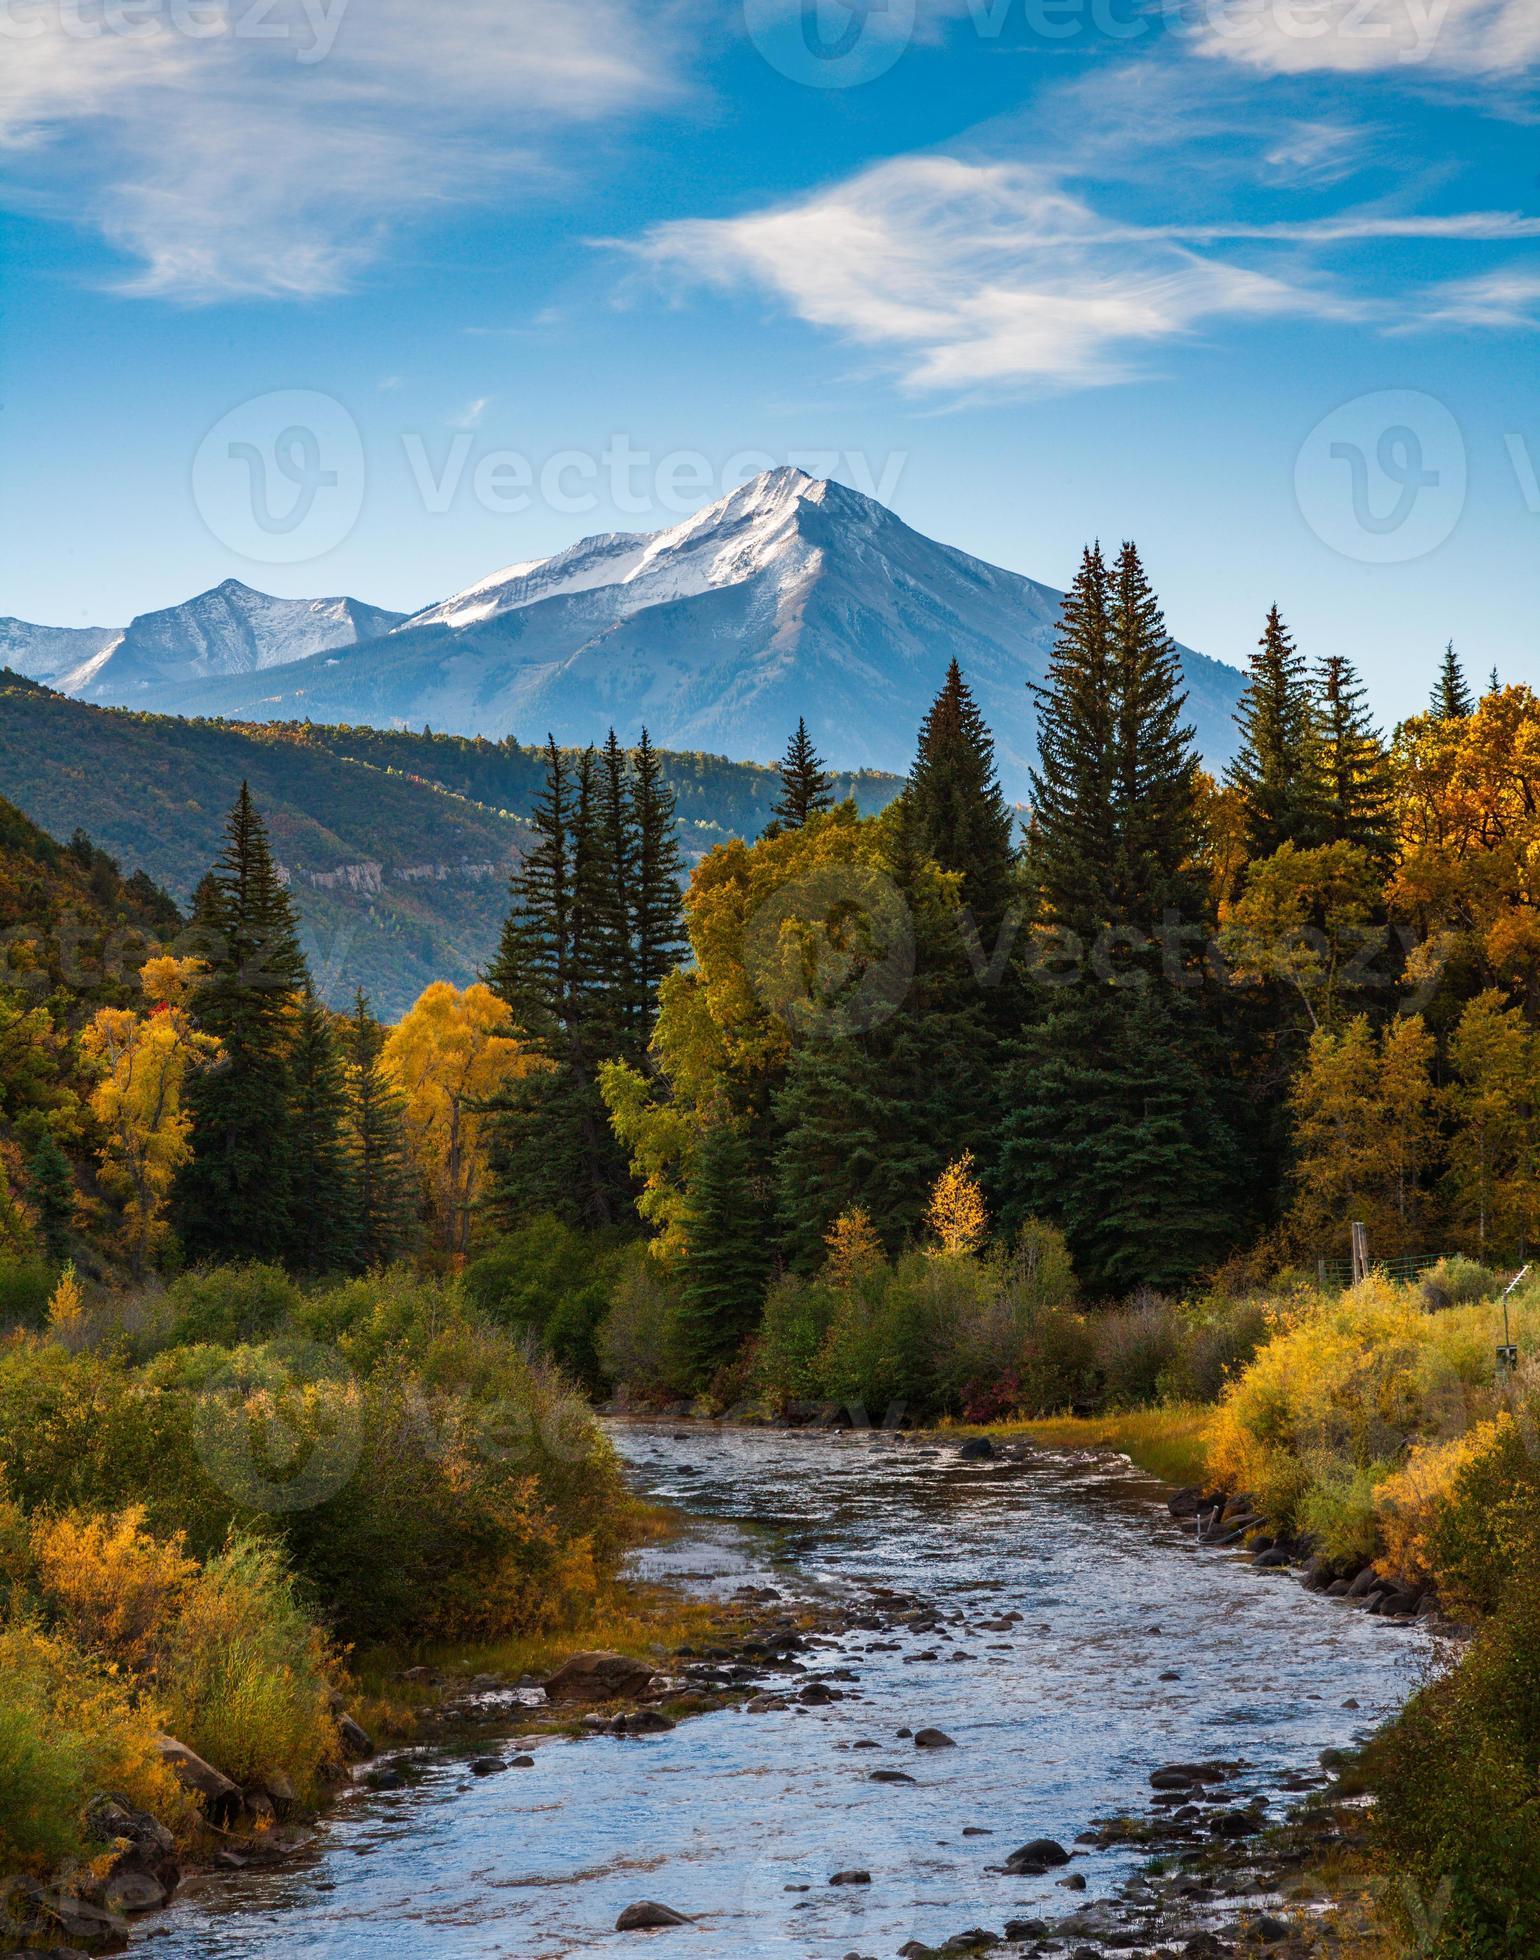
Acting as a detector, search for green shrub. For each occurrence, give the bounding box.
[1420,1255,1503,1313]
[1160,1296,1269,1404]
[464,1220,627,1388]
[1373,1550,1540,1957]
[1015,1305,1098,1416]
[1094,1299,1181,1408]
[1296,1455,1397,1569]
[1005,1218,1077,1310]
[0,1257,55,1332]
[0,1657,88,1865]
[596,1247,689,1403]
[755,1274,837,1406]
[167,1264,300,1348]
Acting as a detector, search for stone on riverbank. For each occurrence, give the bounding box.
[544,1651,657,1704]
[615,1901,691,1930]
[1004,1838,1071,1874]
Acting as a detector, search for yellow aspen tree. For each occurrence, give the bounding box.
[381,981,537,1255]
[82,958,217,1273]
[926,1152,988,1258]
[1444,990,1538,1261]
[46,1261,86,1347]
[824,1206,884,1287]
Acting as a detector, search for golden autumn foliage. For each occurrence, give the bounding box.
[81,957,218,1269]
[381,981,538,1253]
[44,1262,86,1347]
[1286,1014,1437,1259]
[1391,686,1540,998]
[604,804,945,1263]
[824,1206,885,1288]
[926,1152,988,1258]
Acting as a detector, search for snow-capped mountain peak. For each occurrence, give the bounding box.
[401,467,831,636]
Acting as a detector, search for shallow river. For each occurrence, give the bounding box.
[137,1424,1435,1958]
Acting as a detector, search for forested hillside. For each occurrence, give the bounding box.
[0,674,902,1016]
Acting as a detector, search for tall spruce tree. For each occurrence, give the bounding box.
[342,990,412,1268]
[176,783,307,1263]
[488,736,640,1228]
[769,719,835,834]
[1001,545,1245,1287]
[1028,545,1117,941]
[1108,539,1201,929]
[632,728,686,1039]
[1226,607,1322,858]
[287,984,355,1272]
[1317,654,1393,865]
[24,1127,75,1263]
[678,1119,770,1384]
[596,729,640,1057]
[1431,640,1474,719]
[904,660,1017,950]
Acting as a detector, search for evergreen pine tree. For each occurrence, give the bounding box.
[904,660,1017,949]
[1317,654,1394,865]
[1107,539,1201,929]
[342,990,412,1268]
[632,727,686,1039]
[488,737,637,1228]
[596,729,640,1057]
[1027,545,1117,941]
[769,719,835,834]
[24,1128,75,1263]
[678,1119,770,1383]
[287,984,356,1272]
[1431,641,1474,719]
[1226,607,1322,858]
[1488,666,1501,697]
[176,783,307,1264]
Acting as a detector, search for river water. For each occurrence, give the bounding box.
[136,1424,1436,1958]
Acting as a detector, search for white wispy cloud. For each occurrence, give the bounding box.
[1186,0,1540,78]
[450,395,494,429]
[1,0,678,300]
[1397,267,1540,328]
[632,154,1535,393]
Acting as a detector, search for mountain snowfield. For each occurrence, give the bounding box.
[3,470,1246,799]
[2,582,404,703]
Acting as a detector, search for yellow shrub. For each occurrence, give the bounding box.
[1208,1276,1540,1537]
[1374,1415,1512,1587]
[32,1506,197,1676]
[158,1534,340,1796]
[0,1622,195,1860]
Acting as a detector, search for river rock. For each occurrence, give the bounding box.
[544,1651,657,1704]
[612,1710,677,1736]
[914,1728,957,1750]
[1004,1838,1070,1874]
[337,1714,375,1760]
[829,1870,872,1885]
[85,1793,179,1893]
[870,1770,917,1784]
[956,1438,995,1462]
[152,1736,242,1823]
[470,1756,508,1775]
[615,1901,691,1930]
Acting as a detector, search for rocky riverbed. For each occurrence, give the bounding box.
[128,1422,1444,1959]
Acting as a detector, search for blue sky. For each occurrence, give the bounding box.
[2,0,1537,723]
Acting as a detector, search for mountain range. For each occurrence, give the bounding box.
[4,470,1246,800]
